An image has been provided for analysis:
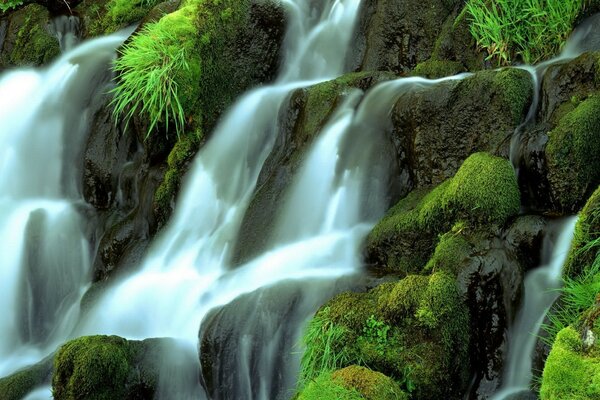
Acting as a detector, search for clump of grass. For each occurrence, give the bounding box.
[111,6,198,139]
[299,307,358,386]
[466,0,587,65]
[542,238,600,346]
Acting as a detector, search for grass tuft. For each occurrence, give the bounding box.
[466,0,588,65]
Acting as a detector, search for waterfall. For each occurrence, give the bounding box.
[492,217,577,400]
[72,0,366,398]
[0,30,130,377]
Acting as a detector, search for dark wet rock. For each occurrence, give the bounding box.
[350,0,460,74]
[391,68,533,187]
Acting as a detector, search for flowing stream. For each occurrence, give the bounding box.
[1,2,599,399]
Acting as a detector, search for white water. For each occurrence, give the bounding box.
[0,30,131,377]
[492,217,577,400]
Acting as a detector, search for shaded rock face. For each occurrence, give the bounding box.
[458,218,546,398]
[518,52,600,213]
[350,0,460,74]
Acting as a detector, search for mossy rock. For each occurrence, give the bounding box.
[0,354,54,400]
[300,272,470,399]
[52,335,166,400]
[391,68,533,187]
[412,60,466,79]
[366,152,520,274]
[540,326,600,400]
[0,4,60,68]
[297,367,407,400]
[563,186,600,279]
[546,95,600,213]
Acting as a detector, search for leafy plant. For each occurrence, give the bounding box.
[466,0,588,65]
[363,315,390,346]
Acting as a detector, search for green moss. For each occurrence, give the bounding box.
[424,223,472,275]
[0,356,53,400]
[105,0,162,30]
[331,366,408,400]
[53,335,133,400]
[300,273,470,398]
[112,0,253,138]
[412,60,466,79]
[564,186,600,278]
[6,4,60,66]
[154,131,201,223]
[546,96,600,212]
[540,326,600,400]
[366,153,519,273]
[0,0,23,12]
[297,371,364,400]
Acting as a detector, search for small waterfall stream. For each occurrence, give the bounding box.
[0,29,131,377]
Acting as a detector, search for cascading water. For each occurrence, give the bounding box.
[492,217,577,400]
[0,28,130,378]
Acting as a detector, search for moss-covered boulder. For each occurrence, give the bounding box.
[0,355,54,400]
[391,68,533,187]
[563,186,600,279]
[300,272,470,399]
[52,335,174,400]
[365,152,520,274]
[298,366,408,400]
[545,95,600,213]
[540,326,600,400]
[0,4,59,68]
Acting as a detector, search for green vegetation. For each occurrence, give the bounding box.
[565,187,600,278]
[0,0,23,12]
[412,60,465,79]
[546,98,600,212]
[297,366,408,400]
[105,0,162,28]
[540,326,600,400]
[0,356,53,400]
[53,336,133,400]
[111,0,253,139]
[366,152,519,273]
[299,272,469,398]
[466,0,587,64]
[111,5,199,139]
[3,4,60,67]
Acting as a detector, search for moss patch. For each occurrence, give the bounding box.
[53,335,132,400]
[540,326,600,400]
[297,371,364,400]
[546,95,600,212]
[564,186,600,279]
[366,152,519,273]
[331,366,407,400]
[1,4,60,67]
[300,272,470,399]
[0,355,54,400]
[412,60,466,79]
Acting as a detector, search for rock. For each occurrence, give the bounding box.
[52,335,187,400]
[297,366,408,400]
[0,354,54,400]
[540,326,600,400]
[518,52,600,213]
[0,4,60,68]
[350,0,460,74]
[391,68,533,187]
[296,272,470,399]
